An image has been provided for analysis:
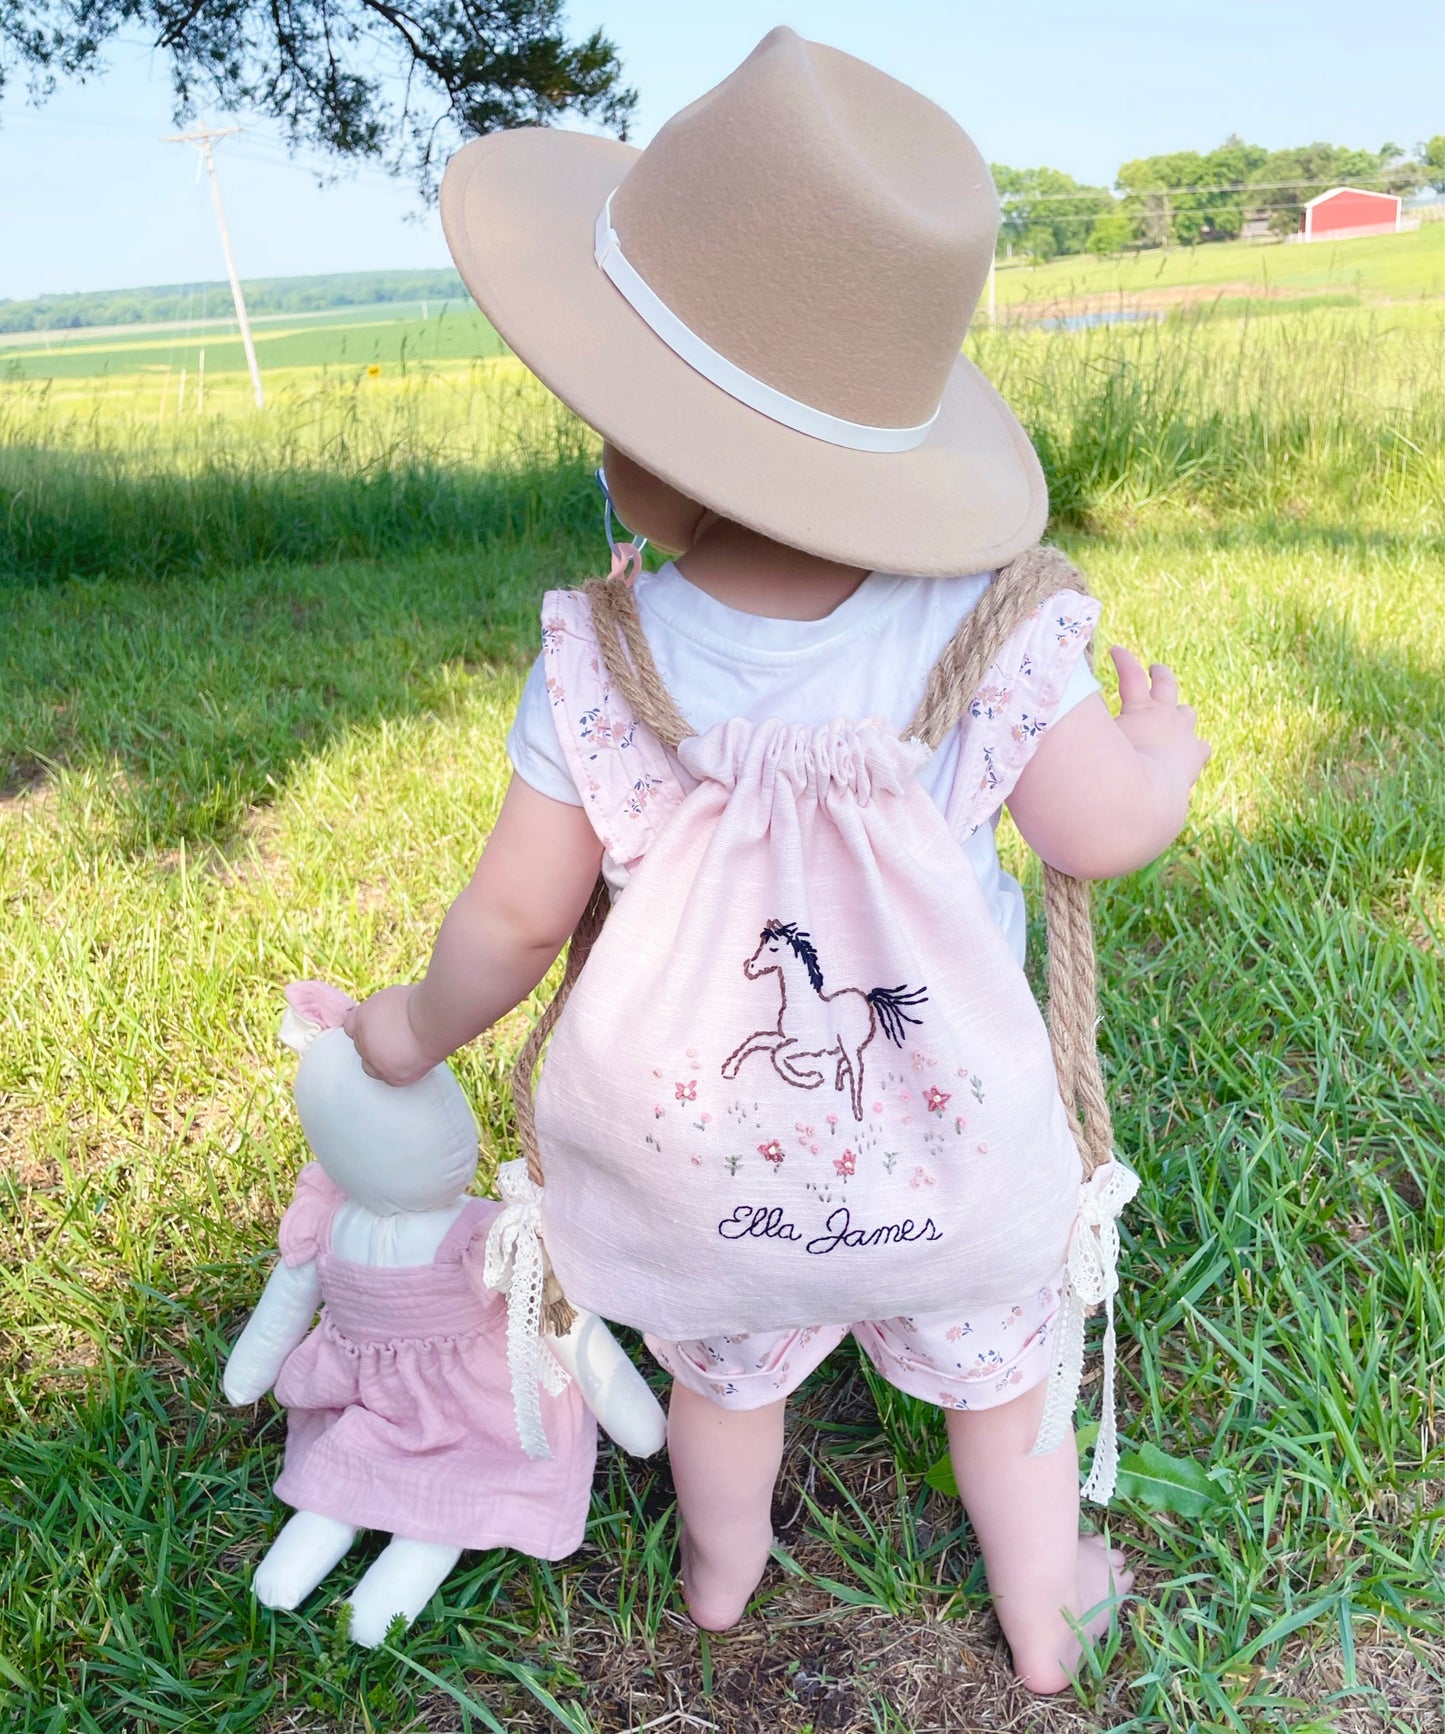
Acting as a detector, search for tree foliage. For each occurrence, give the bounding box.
[1116,137,1268,244]
[0,0,635,191]
[989,164,1113,261]
[0,269,470,332]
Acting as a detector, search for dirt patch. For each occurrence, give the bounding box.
[1008,281,1340,319]
[0,766,53,811]
[1279,1631,1444,1732]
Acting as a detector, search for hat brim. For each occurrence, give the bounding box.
[441,129,1047,578]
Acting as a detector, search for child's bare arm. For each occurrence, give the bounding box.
[346,776,603,1084]
[1006,647,1211,880]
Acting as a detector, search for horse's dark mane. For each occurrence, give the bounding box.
[763,920,824,993]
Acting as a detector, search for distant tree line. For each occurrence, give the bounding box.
[993,134,1445,261]
[0,270,469,335]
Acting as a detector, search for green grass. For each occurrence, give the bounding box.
[992,223,1444,309]
[2,313,1443,1731]
[0,302,500,384]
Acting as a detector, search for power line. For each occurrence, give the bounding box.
[999,173,1424,206]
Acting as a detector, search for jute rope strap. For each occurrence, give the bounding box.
[901,545,1114,1182]
[511,546,1115,1329]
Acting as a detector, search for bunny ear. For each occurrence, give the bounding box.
[279,979,358,1055]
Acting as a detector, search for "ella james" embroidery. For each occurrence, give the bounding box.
[717,1202,943,1254]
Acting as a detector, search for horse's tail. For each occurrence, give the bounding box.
[867,984,929,1047]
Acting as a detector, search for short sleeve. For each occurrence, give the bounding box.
[277,1162,346,1267]
[1053,644,1101,721]
[507,655,584,807]
[946,588,1103,837]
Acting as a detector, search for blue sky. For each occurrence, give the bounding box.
[1,0,1440,299]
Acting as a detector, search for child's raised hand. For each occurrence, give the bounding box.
[1108,647,1212,787]
[344,985,442,1087]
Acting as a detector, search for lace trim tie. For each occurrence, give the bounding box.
[1030,1157,1140,1503]
[482,1159,571,1459]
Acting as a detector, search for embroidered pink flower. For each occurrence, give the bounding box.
[834,1148,856,1177]
[826,1114,839,1128]
[977,1140,989,1155]
[675,1080,697,1102]
[810,1143,820,1155]
[654,1105,665,1119]
[872,1102,883,1115]
[758,1140,784,1165]
[700,1112,712,1125]
[955,1115,967,1133]
[910,1167,936,1189]
[925,1086,951,1114]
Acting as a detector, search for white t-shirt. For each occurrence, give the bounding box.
[507,562,1099,964]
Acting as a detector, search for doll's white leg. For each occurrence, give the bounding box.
[548,1311,667,1457]
[252,1510,359,1610]
[345,1537,463,1647]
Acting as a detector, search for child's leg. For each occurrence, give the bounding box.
[946,1379,1132,1695]
[667,1381,785,1630]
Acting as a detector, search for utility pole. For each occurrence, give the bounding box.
[168,125,264,408]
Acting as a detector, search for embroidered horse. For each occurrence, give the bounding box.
[721,920,927,1121]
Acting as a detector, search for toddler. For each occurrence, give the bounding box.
[347,28,1209,1694]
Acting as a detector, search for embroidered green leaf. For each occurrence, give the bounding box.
[1114,1442,1229,1516]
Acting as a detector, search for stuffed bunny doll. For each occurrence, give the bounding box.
[225,981,665,1647]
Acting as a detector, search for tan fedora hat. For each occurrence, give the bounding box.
[440,26,1046,577]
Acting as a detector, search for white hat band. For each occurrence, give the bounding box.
[594,193,939,454]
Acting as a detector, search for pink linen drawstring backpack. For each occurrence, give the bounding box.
[510,547,1140,1501]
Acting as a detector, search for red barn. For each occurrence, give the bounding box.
[1300,187,1401,241]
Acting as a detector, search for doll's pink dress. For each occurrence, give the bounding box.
[270,1164,596,1557]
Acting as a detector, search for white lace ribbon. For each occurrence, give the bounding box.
[482,1159,571,1460]
[1030,1158,1140,1503]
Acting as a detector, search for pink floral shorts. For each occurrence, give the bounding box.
[644,1265,1066,1413]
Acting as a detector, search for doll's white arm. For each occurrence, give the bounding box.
[548,1311,667,1458]
[224,1258,323,1406]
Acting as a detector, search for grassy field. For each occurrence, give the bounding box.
[0,299,496,386]
[992,224,1443,310]
[3,226,1437,389]
[2,301,1444,1733]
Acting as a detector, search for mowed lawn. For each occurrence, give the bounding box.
[1,311,1443,1733]
[991,224,1443,309]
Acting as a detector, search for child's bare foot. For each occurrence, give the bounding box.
[1008,1533,1133,1695]
[678,1525,773,1630]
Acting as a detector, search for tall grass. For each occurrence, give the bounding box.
[0,361,598,587]
[973,305,1444,528]
[1,308,1439,589]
